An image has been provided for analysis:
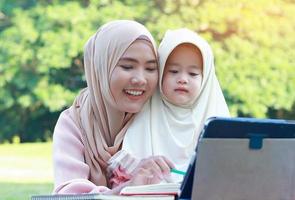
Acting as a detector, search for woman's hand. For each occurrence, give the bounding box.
[104,167,158,195]
[131,155,175,183]
[105,155,175,195]
[128,167,157,185]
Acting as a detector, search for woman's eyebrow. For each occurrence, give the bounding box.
[119,57,157,64]
[119,57,138,63]
[146,59,157,64]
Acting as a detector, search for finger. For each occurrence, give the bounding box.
[153,156,173,175]
[161,156,175,169]
[148,173,162,185]
[146,159,164,179]
[138,158,164,179]
[142,168,161,185]
[129,168,152,186]
[137,168,162,185]
[137,168,153,177]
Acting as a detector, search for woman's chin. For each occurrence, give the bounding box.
[123,106,142,114]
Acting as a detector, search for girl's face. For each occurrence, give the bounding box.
[162,43,203,106]
[110,39,158,113]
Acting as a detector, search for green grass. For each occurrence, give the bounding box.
[0,182,52,200]
[0,142,53,200]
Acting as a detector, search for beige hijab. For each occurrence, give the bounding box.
[122,28,230,182]
[69,20,157,186]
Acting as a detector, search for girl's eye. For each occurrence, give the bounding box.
[119,65,133,70]
[169,70,178,74]
[189,72,200,77]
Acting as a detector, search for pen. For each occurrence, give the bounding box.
[171,168,186,176]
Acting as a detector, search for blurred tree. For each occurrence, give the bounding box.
[0,0,150,142]
[0,0,294,142]
[148,0,295,118]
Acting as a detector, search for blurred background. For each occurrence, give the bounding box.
[0,0,294,199]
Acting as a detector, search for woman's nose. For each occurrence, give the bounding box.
[131,71,147,86]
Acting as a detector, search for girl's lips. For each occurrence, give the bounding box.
[174,88,189,93]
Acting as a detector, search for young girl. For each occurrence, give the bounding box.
[117,28,230,183]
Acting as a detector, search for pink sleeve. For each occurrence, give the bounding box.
[52,108,110,194]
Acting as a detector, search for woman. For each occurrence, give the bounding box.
[53,20,173,194]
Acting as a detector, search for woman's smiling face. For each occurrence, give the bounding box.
[110,39,158,113]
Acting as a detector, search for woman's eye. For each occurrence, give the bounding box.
[146,66,157,72]
[119,65,133,70]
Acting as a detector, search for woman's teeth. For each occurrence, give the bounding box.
[125,90,144,96]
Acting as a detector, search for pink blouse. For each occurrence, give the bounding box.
[53,108,137,194]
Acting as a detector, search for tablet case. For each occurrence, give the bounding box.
[179,117,295,200]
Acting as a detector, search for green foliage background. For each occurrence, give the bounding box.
[0,0,294,142]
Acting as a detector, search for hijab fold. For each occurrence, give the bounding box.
[69,20,157,186]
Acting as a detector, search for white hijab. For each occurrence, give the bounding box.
[122,28,230,182]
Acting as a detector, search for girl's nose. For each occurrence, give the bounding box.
[177,76,188,84]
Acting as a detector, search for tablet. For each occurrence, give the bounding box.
[179,117,295,200]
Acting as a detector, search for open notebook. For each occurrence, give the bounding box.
[31,193,174,200]
[120,182,181,196]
